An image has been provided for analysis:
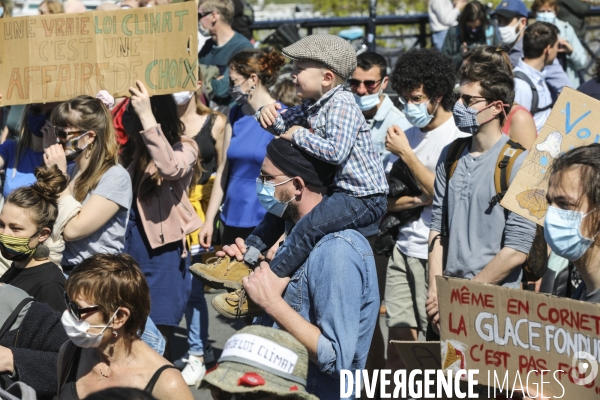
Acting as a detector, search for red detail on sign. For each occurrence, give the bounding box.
[290,386,298,391]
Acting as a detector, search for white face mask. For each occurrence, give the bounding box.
[497,20,524,45]
[61,309,118,348]
[173,91,194,105]
[198,22,211,38]
[536,11,557,24]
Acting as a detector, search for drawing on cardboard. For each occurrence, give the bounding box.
[441,339,467,372]
[515,189,548,219]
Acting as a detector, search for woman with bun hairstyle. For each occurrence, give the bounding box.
[43,93,133,272]
[198,48,287,249]
[121,82,202,360]
[0,165,68,312]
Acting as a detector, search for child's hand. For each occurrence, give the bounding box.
[280,125,301,141]
[258,102,282,129]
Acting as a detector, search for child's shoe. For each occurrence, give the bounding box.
[189,255,252,290]
[211,288,264,319]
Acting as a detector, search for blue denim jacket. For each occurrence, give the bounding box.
[256,230,379,399]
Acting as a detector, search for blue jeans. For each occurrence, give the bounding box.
[140,317,166,356]
[432,29,448,50]
[184,275,209,356]
[245,192,387,278]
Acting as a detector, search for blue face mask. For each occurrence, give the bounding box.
[256,177,295,218]
[536,11,556,24]
[544,206,596,261]
[353,88,382,112]
[27,112,47,138]
[404,101,436,128]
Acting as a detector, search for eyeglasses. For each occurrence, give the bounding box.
[229,77,248,88]
[398,95,428,105]
[54,126,87,141]
[257,173,290,184]
[347,78,383,90]
[458,94,488,107]
[63,292,99,320]
[198,11,213,20]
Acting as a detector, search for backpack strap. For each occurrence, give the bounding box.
[513,71,552,115]
[441,137,471,237]
[490,139,526,206]
[0,298,34,339]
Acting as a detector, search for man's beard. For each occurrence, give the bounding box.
[280,190,299,221]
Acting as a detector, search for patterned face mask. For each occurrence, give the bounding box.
[0,233,37,261]
[62,131,90,161]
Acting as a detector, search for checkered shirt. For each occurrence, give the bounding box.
[255,85,388,197]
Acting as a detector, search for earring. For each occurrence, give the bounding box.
[112,331,118,338]
[85,143,93,159]
[33,244,50,260]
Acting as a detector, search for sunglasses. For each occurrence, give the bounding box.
[63,292,99,320]
[54,126,88,142]
[458,94,488,107]
[198,11,213,19]
[347,78,382,90]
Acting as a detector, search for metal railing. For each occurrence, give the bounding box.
[251,6,600,77]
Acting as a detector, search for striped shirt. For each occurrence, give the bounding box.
[255,85,388,197]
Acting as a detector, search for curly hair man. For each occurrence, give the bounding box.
[383,48,468,371]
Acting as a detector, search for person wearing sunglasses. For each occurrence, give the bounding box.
[427,61,536,336]
[348,52,411,170]
[198,0,252,108]
[0,284,68,400]
[42,93,132,276]
[57,253,193,400]
[199,325,318,400]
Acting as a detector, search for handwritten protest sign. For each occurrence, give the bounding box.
[0,2,198,105]
[438,276,600,399]
[501,87,600,225]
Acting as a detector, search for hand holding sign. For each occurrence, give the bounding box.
[129,80,156,130]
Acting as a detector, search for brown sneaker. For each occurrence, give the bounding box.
[211,288,264,319]
[189,255,251,290]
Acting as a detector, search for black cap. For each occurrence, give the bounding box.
[266,139,335,187]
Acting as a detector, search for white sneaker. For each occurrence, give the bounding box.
[181,355,206,386]
[174,346,215,370]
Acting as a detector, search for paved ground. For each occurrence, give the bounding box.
[170,289,245,400]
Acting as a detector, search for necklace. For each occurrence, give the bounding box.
[97,345,138,378]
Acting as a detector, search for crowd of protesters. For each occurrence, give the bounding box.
[0,0,599,399]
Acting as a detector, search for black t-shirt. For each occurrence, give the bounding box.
[0,261,66,312]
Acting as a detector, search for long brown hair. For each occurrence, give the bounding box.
[50,95,119,202]
[121,95,200,203]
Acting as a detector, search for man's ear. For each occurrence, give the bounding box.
[381,76,389,91]
[292,176,306,197]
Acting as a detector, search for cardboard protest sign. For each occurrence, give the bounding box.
[501,87,600,225]
[438,276,600,399]
[391,341,494,399]
[0,2,198,105]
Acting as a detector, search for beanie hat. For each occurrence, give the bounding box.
[266,139,335,187]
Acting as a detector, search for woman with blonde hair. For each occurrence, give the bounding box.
[43,93,133,272]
